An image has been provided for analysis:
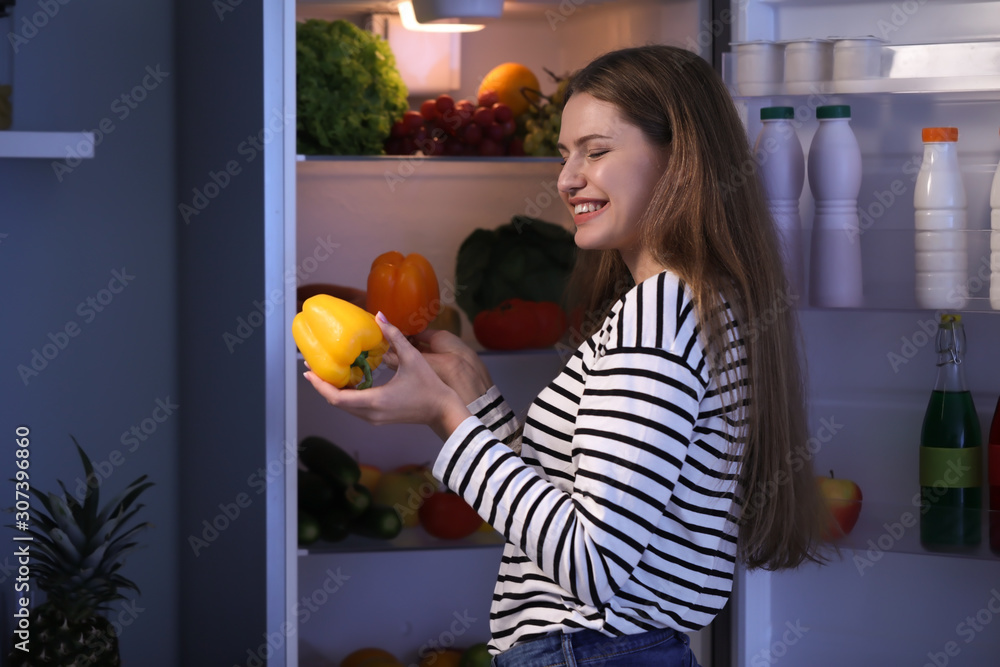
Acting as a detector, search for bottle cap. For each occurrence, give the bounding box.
[940,313,962,325]
[761,106,794,120]
[816,105,851,119]
[922,127,958,142]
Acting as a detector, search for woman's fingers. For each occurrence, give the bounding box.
[303,370,343,405]
[412,329,437,344]
[375,311,411,355]
[303,370,388,422]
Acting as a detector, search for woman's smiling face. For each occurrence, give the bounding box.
[557,92,668,276]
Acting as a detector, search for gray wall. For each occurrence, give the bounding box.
[0,0,177,664]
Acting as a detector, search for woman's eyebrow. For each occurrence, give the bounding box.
[556,133,613,152]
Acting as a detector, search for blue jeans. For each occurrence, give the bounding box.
[491,627,699,667]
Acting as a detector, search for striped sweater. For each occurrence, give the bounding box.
[432,269,747,655]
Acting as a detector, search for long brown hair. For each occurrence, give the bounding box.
[564,45,827,570]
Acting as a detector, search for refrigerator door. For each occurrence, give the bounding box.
[729,0,1000,664]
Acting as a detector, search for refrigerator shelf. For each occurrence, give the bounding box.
[727,40,1000,98]
[798,301,1000,315]
[298,523,505,556]
[0,131,96,159]
[731,78,1000,99]
[820,502,1000,564]
[791,228,999,314]
[296,154,562,163]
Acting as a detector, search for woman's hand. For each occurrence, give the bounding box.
[384,328,494,405]
[303,312,472,441]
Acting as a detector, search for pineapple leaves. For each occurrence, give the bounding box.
[69,435,100,528]
[49,492,90,553]
[49,527,83,562]
[71,435,100,528]
[96,477,152,528]
[13,436,154,624]
[100,504,146,546]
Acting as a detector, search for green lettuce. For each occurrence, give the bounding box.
[296,19,408,155]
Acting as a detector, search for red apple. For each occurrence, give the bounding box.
[817,471,862,541]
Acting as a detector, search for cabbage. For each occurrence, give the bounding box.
[455,216,577,321]
[296,19,408,155]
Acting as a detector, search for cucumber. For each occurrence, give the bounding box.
[342,483,372,518]
[319,506,353,543]
[351,503,403,540]
[298,469,335,513]
[299,435,360,488]
[298,511,321,546]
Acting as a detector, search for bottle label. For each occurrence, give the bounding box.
[991,444,1000,486]
[919,446,982,488]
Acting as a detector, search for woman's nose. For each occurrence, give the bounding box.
[557,159,584,194]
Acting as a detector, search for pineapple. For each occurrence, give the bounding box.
[9,437,153,667]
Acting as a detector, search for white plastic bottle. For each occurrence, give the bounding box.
[808,104,863,307]
[914,127,967,310]
[754,106,805,300]
[991,133,1000,310]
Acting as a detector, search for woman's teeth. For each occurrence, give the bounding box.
[574,202,606,214]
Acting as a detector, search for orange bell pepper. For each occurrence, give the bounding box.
[366,251,441,336]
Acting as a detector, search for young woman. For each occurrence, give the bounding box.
[304,45,827,666]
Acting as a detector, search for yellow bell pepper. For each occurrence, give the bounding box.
[293,295,390,389]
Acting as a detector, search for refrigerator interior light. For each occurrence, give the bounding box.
[373,12,462,94]
[398,1,486,32]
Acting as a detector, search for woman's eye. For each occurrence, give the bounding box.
[559,158,567,166]
[588,150,608,159]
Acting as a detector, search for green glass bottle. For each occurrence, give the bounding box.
[919,314,982,551]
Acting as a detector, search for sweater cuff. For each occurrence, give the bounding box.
[466,385,519,440]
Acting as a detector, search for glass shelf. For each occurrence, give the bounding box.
[730,79,1000,100]
[0,131,96,159]
[789,228,1000,314]
[726,40,1000,99]
[297,154,561,163]
[819,501,1000,563]
[796,302,1000,315]
[298,524,505,556]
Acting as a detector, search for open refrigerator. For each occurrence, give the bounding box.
[282,1,1000,665]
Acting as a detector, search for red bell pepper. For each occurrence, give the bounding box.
[473,298,567,350]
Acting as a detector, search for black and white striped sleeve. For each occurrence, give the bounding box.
[432,274,709,608]
[466,385,521,448]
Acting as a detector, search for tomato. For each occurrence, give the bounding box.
[419,492,484,540]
